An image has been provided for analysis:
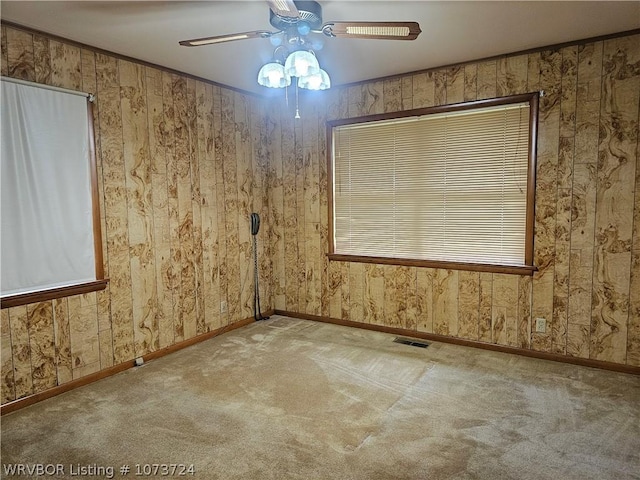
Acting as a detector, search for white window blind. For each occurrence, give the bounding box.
[1,78,97,298]
[332,101,531,267]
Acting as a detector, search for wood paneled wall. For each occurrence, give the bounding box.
[0,25,272,404]
[268,33,640,367]
[1,25,638,407]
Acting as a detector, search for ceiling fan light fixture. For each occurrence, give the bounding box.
[178,1,421,99]
[298,68,331,90]
[297,21,312,36]
[257,62,291,88]
[284,50,320,78]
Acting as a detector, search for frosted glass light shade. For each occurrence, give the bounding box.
[298,69,331,90]
[284,51,320,78]
[257,62,291,88]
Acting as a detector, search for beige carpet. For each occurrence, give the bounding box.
[1,315,639,479]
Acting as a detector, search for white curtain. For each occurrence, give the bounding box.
[1,80,95,297]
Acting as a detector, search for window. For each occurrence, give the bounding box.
[1,77,107,308]
[328,93,538,275]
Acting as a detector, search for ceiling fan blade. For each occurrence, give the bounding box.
[267,0,299,18]
[322,22,422,40]
[179,30,273,47]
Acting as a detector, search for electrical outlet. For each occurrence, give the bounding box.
[535,317,546,333]
[220,301,228,314]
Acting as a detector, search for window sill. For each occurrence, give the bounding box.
[327,254,537,276]
[1,279,109,309]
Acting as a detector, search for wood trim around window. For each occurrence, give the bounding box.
[1,98,108,309]
[525,93,539,267]
[326,92,540,276]
[327,92,539,129]
[327,124,336,265]
[1,280,109,309]
[88,101,105,280]
[327,254,537,276]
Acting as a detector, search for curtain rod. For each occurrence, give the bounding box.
[1,76,95,102]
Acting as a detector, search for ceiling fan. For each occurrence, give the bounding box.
[179,0,422,47]
[178,0,421,101]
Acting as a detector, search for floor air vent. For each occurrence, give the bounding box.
[393,337,430,348]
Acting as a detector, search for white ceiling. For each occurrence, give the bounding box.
[2,1,639,94]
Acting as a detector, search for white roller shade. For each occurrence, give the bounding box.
[1,79,96,297]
